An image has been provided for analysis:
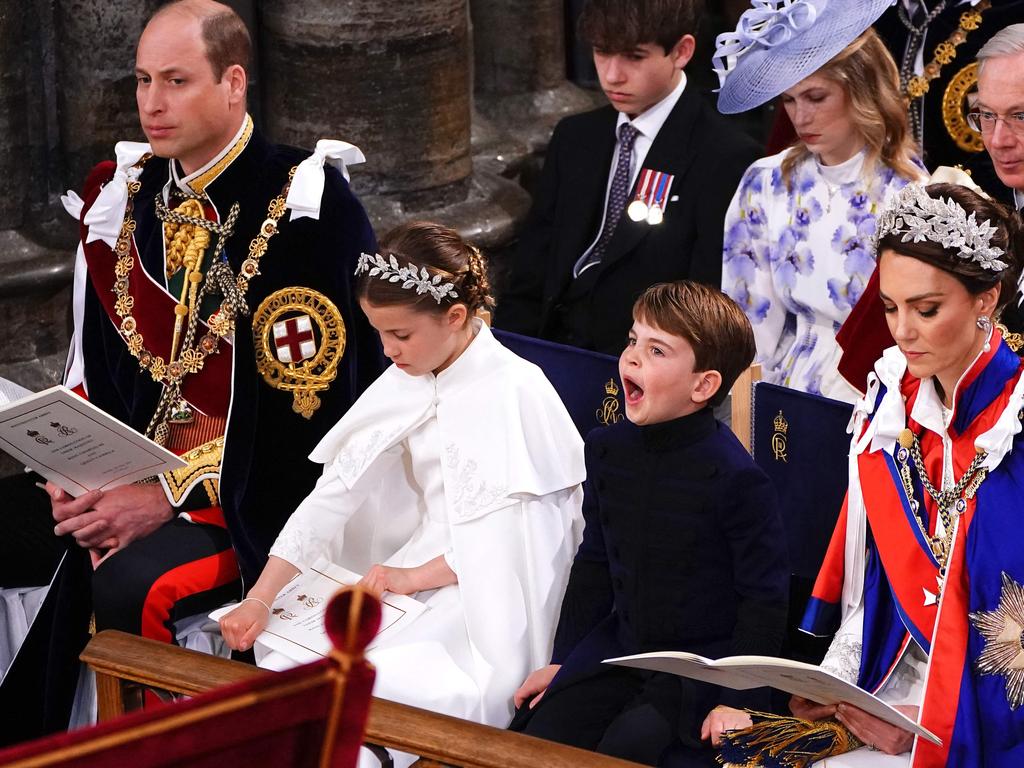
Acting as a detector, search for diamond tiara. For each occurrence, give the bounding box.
[875,184,1008,273]
[355,252,459,304]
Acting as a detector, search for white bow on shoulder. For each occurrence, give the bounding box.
[74,141,152,247]
[285,139,366,222]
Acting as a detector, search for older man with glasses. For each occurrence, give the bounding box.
[975,25,1024,210]
[972,25,1024,331]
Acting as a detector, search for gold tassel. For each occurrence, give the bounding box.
[718,711,863,768]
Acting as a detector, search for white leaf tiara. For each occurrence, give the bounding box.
[355,252,460,304]
[875,184,1008,273]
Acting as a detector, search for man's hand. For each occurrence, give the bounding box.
[49,482,173,552]
[834,702,917,755]
[513,664,561,709]
[701,705,753,746]
[789,695,839,721]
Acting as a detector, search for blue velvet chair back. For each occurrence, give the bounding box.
[493,330,625,438]
[750,382,852,582]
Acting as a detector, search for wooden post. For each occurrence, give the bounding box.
[731,363,761,454]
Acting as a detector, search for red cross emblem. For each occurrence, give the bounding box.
[272,315,317,364]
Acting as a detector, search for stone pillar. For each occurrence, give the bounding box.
[0,6,28,231]
[53,1,156,189]
[260,0,529,247]
[471,0,597,155]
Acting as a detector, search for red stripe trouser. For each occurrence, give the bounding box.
[92,512,241,644]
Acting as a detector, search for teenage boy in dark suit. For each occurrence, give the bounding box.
[495,0,761,356]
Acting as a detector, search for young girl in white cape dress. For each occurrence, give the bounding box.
[219,221,585,736]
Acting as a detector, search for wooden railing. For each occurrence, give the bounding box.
[81,631,644,768]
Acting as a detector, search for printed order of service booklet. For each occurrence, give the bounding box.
[605,651,941,746]
[211,557,427,664]
[0,385,186,495]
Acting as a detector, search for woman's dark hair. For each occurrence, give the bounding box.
[877,183,1024,313]
[357,221,495,315]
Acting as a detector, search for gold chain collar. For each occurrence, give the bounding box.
[894,426,988,596]
[109,157,297,441]
[905,2,990,100]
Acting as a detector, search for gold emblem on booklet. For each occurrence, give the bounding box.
[253,287,346,418]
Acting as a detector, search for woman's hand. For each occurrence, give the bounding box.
[219,599,271,652]
[789,695,838,720]
[513,664,561,709]
[835,702,917,755]
[701,705,753,747]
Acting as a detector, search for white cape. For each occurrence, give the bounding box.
[268,322,585,727]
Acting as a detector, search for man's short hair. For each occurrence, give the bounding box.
[977,23,1024,73]
[632,281,755,408]
[578,0,703,54]
[151,0,251,81]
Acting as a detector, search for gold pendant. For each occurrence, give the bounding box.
[169,398,194,424]
[252,287,347,420]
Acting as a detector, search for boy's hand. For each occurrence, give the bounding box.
[789,695,838,721]
[701,705,752,746]
[513,664,561,709]
[220,600,271,652]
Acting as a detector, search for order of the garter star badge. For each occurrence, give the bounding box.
[969,571,1024,710]
[253,287,346,418]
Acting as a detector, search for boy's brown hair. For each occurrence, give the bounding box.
[632,281,755,408]
[578,0,703,54]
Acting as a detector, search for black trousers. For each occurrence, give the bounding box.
[0,473,242,746]
[92,517,241,642]
[0,472,89,746]
[512,666,717,767]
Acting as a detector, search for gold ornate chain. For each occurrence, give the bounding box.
[894,427,988,581]
[905,2,990,100]
[109,158,297,441]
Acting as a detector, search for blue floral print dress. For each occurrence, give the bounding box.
[722,149,920,402]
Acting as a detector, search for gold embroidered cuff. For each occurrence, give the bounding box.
[161,436,225,506]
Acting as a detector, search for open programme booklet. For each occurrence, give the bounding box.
[0,385,186,496]
[210,557,427,664]
[605,651,941,746]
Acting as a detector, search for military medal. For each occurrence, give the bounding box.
[627,168,675,225]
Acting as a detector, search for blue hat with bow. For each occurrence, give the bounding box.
[714,0,895,115]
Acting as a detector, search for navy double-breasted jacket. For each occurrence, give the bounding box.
[549,408,790,715]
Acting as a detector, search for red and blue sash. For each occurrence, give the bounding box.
[79,162,232,419]
[802,338,1024,766]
